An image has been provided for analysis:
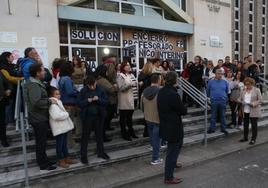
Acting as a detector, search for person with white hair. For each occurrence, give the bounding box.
[207,68,229,135]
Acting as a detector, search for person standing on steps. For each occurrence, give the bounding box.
[24,63,57,171]
[49,88,78,169]
[117,61,138,141]
[157,71,187,184]
[207,68,229,135]
[0,71,11,147]
[238,77,262,145]
[78,75,110,164]
[141,73,163,165]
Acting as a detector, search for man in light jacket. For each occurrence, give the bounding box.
[141,73,162,165]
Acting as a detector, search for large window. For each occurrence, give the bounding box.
[70,0,187,22]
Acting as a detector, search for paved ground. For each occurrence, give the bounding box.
[128,142,268,188]
[29,127,268,188]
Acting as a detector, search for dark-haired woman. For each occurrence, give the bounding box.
[0,52,23,124]
[58,62,79,148]
[0,71,11,147]
[72,56,86,92]
[96,65,118,142]
[117,61,138,141]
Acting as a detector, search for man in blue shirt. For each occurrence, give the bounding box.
[207,68,229,135]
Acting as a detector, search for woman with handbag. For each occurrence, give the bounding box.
[238,77,262,145]
[49,88,77,168]
[229,71,245,129]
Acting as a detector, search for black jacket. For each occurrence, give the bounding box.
[0,71,11,102]
[157,85,187,143]
[77,85,108,122]
[189,63,204,88]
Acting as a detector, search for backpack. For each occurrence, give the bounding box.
[14,58,24,77]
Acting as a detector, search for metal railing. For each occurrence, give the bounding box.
[178,77,209,146]
[14,80,30,187]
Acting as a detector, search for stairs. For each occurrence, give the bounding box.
[1,101,268,187]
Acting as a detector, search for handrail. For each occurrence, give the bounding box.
[178,77,209,146]
[258,76,268,86]
[14,80,21,131]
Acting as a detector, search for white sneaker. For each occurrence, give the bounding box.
[161,144,167,149]
[151,159,163,165]
[148,146,153,151]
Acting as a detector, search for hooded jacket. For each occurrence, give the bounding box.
[20,58,36,80]
[141,86,160,124]
[24,77,50,124]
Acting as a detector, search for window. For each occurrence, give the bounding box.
[97,0,119,12]
[235,21,239,30]
[262,46,265,54]
[262,37,265,44]
[235,11,239,19]
[263,0,266,5]
[70,23,96,45]
[249,14,253,22]
[249,24,253,32]
[235,43,239,51]
[145,7,163,18]
[97,26,120,46]
[235,0,239,8]
[235,32,239,41]
[122,3,143,16]
[235,54,239,60]
[249,44,253,53]
[59,21,68,44]
[73,0,94,9]
[249,34,253,43]
[263,7,266,15]
[249,3,253,12]
[263,27,265,35]
[60,46,69,60]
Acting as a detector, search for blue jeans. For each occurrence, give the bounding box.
[165,142,181,180]
[56,133,69,160]
[147,121,160,161]
[210,100,227,131]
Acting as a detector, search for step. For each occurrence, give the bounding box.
[2,118,268,188]
[1,115,268,175]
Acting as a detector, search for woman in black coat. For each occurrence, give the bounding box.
[0,71,12,147]
[157,71,187,184]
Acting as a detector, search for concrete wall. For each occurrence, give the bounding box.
[186,0,232,64]
[0,0,60,67]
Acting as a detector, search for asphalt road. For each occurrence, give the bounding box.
[128,143,268,188]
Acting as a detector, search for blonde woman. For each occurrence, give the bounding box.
[238,77,262,145]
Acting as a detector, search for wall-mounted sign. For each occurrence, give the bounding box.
[201,0,231,13]
[32,37,47,48]
[210,35,223,48]
[0,32,17,43]
[122,29,186,60]
[71,30,119,42]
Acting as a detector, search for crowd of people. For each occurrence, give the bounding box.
[0,47,264,184]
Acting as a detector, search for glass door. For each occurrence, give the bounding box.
[71,47,97,72]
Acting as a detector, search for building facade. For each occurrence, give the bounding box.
[0,0,233,71]
[232,0,268,74]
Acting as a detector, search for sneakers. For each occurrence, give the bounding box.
[151,158,163,165]
[249,140,256,145]
[81,156,89,165]
[161,144,167,149]
[239,138,248,142]
[40,165,57,172]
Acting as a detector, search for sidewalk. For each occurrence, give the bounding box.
[30,126,268,188]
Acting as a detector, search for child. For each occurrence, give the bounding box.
[49,87,77,168]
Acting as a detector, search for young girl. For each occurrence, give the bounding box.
[49,88,77,168]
